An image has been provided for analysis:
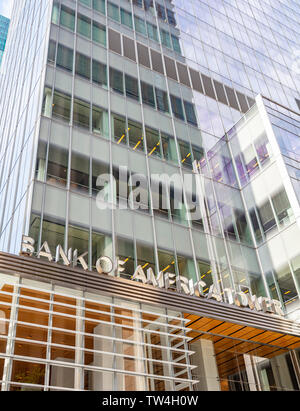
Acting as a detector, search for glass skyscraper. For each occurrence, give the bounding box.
[0,0,300,392]
[0,14,9,66]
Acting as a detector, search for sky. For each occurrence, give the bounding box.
[0,0,13,19]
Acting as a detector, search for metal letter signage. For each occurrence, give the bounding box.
[20,235,284,316]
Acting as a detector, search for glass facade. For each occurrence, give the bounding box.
[0,15,9,67]
[0,0,300,391]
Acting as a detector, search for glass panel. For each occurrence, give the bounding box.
[155,88,169,113]
[136,242,156,272]
[128,121,144,151]
[92,60,107,86]
[108,2,120,22]
[116,237,135,279]
[121,8,133,29]
[146,127,161,158]
[70,153,90,193]
[77,14,91,39]
[60,6,75,31]
[134,15,147,36]
[161,134,178,164]
[73,99,90,129]
[93,0,106,14]
[10,361,45,390]
[112,113,127,145]
[141,82,155,108]
[52,91,71,122]
[92,21,106,46]
[171,95,185,121]
[57,44,73,72]
[147,22,158,42]
[92,105,109,137]
[125,75,139,101]
[47,144,68,187]
[110,68,124,94]
[75,52,91,79]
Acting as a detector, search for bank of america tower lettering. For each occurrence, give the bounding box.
[0,0,300,392]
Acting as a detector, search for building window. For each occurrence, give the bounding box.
[170,95,185,121]
[48,40,56,63]
[146,127,161,158]
[57,44,73,72]
[179,140,192,168]
[73,98,90,129]
[161,134,178,164]
[257,200,277,235]
[60,6,75,31]
[160,29,172,49]
[121,8,133,29]
[147,22,158,42]
[92,60,107,86]
[70,153,90,193]
[108,2,120,22]
[112,113,127,145]
[80,0,92,7]
[47,145,68,187]
[92,21,106,46]
[272,189,293,227]
[93,0,106,14]
[110,68,124,94]
[171,35,181,54]
[77,14,91,39]
[155,88,169,113]
[92,105,109,137]
[184,101,198,126]
[134,15,147,36]
[75,52,91,80]
[128,121,144,151]
[52,91,71,122]
[116,237,135,280]
[141,82,155,108]
[125,74,139,101]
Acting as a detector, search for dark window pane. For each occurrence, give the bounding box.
[57,44,73,72]
[121,8,133,28]
[155,88,169,113]
[167,9,176,26]
[48,40,56,63]
[128,120,144,151]
[52,91,71,122]
[177,62,191,87]
[141,82,155,108]
[123,36,136,62]
[146,127,161,158]
[92,60,107,86]
[137,43,150,68]
[60,6,75,31]
[125,75,139,101]
[75,53,91,79]
[112,113,127,145]
[164,56,177,81]
[151,49,164,74]
[108,2,120,21]
[184,101,197,126]
[93,0,106,14]
[92,21,106,46]
[108,29,122,54]
[73,99,90,129]
[110,67,124,94]
[77,14,91,38]
[170,95,184,121]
